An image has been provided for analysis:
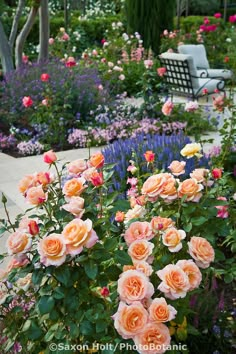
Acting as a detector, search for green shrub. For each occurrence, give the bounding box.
[180,16,224,33]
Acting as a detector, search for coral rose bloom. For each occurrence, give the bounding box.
[118,270,154,304]
[18,174,35,194]
[124,221,153,245]
[157,264,190,300]
[151,216,174,231]
[149,297,177,322]
[162,228,186,252]
[89,152,104,168]
[176,260,202,290]
[128,240,154,262]
[61,196,85,218]
[7,230,32,255]
[144,150,155,162]
[180,143,202,158]
[141,173,168,201]
[134,322,171,354]
[178,178,203,202]
[114,301,148,339]
[38,233,66,267]
[162,100,174,116]
[62,177,85,197]
[22,96,33,107]
[188,236,215,269]
[157,67,166,77]
[67,159,87,174]
[168,160,186,176]
[62,218,98,255]
[26,185,47,205]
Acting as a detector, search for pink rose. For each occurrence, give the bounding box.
[124,221,153,245]
[144,60,153,69]
[43,150,57,164]
[6,230,32,255]
[67,159,87,174]
[7,255,30,271]
[216,196,229,218]
[168,160,186,176]
[149,297,177,322]
[48,37,54,44]
[62,32,70,41]
[25,185,47,205]
[212,168,223,179]
[190,168,209,183]
[22,96,33,107]
[38,233,67,267]
[118,270,154,304]
[188,236,215,268]
[176,259,202,291]
[61,196,85,218]
[157,264,190,299]
[162,100,174,116]
[113,301,148,339]
[41,73,50,82]
[65,56,76,67]
[157,67,166,77]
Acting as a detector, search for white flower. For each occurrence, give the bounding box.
[122,33,129,41]
[185,101,199,112]
[226,38,232,42]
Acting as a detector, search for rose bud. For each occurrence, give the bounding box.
[212,168,223,179]
[28,220,39,236]
[115,211,125,222]
[144,150,155,162]
[100,287,110,297]
[90,171,104,187]
[43,150,57,164]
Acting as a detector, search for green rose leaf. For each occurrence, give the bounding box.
[84,259,98,279]
[37,295,55,315]
[191,216,208,226]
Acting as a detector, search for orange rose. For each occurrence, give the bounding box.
[6,230,32,255]
[176,259,202,290]
[149,297,177,322]
[168,160,186,176]
[151,216,174,231]
[162,228,186,252]
[134,322,171,354]
[124,221,153,246]
[62,218,98,255]
[115,211,125,222]
[88,152,104,168]
[114,301,148,339]
[62,177,85,197]
[128,240,154,262]
[38,233,66,266]
[141,173,169,201]
[188,236,215,268]
[178,178,203,202]
[118,270,154,304]
[26,185,47,205]
[157,264,190,299]
[18,174,35,194]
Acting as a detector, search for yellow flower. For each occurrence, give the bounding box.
[180,143,202,159]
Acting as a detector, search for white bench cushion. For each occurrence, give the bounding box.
[178,44,210,69]
[197,68,233,80]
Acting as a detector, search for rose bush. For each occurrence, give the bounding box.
[0,143,235,353]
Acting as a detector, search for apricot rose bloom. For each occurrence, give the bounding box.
[26,185,47,205]
[43,150,57,164]
[190,168,209,183]
[124,221,153,245]
[161,100,174,116]
[168,160,186,176]
[88,152,104,168]
[178,178,203,202]
[128,240,154,262]
[18,174,35,194]
[162,228,186,252]
[6,230,32,255]
[61,196,85,218]
[38,233,67,266]
[151,216,174,231]
[62,218,98,255]
[62,177,85,197]
[180,143,202,159]
[113,301,148,339]
[157,264,190,300]
[118,269,154,304]
[149,297,177,323]
[133,261,154,277]
[159,174,178,201]
[134,322,171,354]
[176,259,202,290]
[141,173,170,201]
[188,236,215,269]
[67,159,87,174]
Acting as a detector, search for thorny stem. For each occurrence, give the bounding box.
[2,193,15,231]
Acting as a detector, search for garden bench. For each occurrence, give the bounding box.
[159,52,225,100]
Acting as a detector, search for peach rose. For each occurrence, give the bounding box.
[190,168,209,183]
[62,218,98,255]
[157,264,190,299]
[0,283,8,305]
[124,221,153,246]
[26,185,47,205]
[168,160,186,176]
[18,174,35,194]
[128,240,154,262]
[188,236,215,268]
[35,171,53,185]
[134,261,153,277]
[118,270,154,304]
[176,260,202,290]
[114,301,148,339]
[88,152,104,168]
[162,228,186,252]
[67,159,87,174]
[162,100,174,116]
[159,174,178,201]
[61,196,85,218]
[178,178,203,202]
[180,143,202,159]
[115,211,125,222]
[124,205,146,224]
[38,233,67,266]
[7,255,30,271]
[149,297,177,322]
[141,173,170,201]
[43,150,57,164]
[134,322,171,354]
[62,177,85,197]
[151,216,174,231]
[6,230,32,255]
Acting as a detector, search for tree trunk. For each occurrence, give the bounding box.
[38,0,49,62]
[176,0,181,29]
[64,0,69,31]
[9,0,25,51]
[224,0,228,22]
[15,6,38,68]
[0,19,14,74]
[185,0,189,17]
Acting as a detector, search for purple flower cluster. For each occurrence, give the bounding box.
[0,133,17,151]
[17,140,44,156]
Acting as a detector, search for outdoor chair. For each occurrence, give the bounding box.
[178,44,233,80]
[159,52,225,100]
